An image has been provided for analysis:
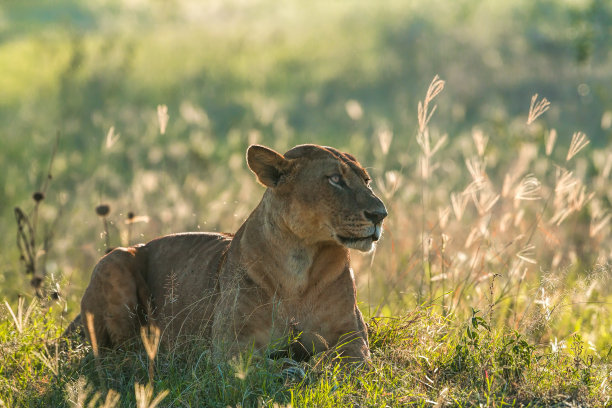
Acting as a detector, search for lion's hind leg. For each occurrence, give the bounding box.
[81,246,150,350]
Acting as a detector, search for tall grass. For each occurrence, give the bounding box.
[361,78,611,353]
[1,297,610,406]
[1,75,610,406]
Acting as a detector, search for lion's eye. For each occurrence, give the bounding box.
[328,174,345,187]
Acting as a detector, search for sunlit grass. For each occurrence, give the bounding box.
[1,301,610,406]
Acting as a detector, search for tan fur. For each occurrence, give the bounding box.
[77,144,387,363]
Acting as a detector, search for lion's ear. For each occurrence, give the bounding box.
[247,145,290,187]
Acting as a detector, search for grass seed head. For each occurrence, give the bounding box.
[527,93,551,125]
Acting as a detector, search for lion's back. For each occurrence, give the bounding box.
[144,232,233,340]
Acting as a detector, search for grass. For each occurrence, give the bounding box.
[1,0,612,406]
[0,301,609,406]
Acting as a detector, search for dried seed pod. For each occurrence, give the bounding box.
[96,204,110,217]
[33,192,45,202]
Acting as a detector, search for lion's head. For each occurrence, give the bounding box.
[247,144,387,252]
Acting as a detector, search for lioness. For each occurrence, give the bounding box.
[78,144,387,363]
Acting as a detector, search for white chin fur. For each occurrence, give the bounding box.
[355,239,375,252]
[339,237,375,252]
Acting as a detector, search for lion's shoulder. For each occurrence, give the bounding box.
[144,232,232,270]
[146,231,233,246]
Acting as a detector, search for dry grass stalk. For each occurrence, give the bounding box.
[157,104,169,135]
[4,297,37,334]
[66,377,90,408]
[472,129,488,157]
[95,204,112,252]
[450,192,469,221]
[513,208,525,227]
[418,155,430,181]
[105,126,120,149]
[554,167,577,194]
[101,390,120,408]
[84,313,98,358]
[472,189,500,215]
[516,244,537,264]
[545,128,557,156]
[590,206,611,237]
[438,207,451,229]
[66,377,121,408]
[14,207,36,277]
[84,312,107,390]
[465,157,487,186]
[514,174,542,201]
[13,134,60,297]
[501,173,515,198]
[601,110,612,129]
[463,179,486,199]
[378,170,402,199]
[345,99,364,120]
[568,185,594,212]
[464,226,481,248]
[433,386,450,407]
[416,130,447,181]
[601,152,612,179]
[418,75,445,133]
[135,382,169,408]
[416,130,447,158]
[566,131,589,161]
[499,213,513,232]
[32,342,60,376]
[376,126,393,155]
[550,208,572,226]
[550,163,595,226]
[140,324,161,384]
[526,93,550,125]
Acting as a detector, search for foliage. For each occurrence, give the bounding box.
[0,303,610,407]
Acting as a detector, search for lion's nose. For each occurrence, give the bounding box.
[364,208,387,224]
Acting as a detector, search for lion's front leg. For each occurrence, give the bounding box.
[307,269,371,364]
[211,278,281,361]
[297,304,369,366]
[331,305,370,363]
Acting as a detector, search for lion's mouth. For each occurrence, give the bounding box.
[336,224,382,245]
[337,235,373,245]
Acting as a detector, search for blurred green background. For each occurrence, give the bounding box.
[1,0,611,324]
